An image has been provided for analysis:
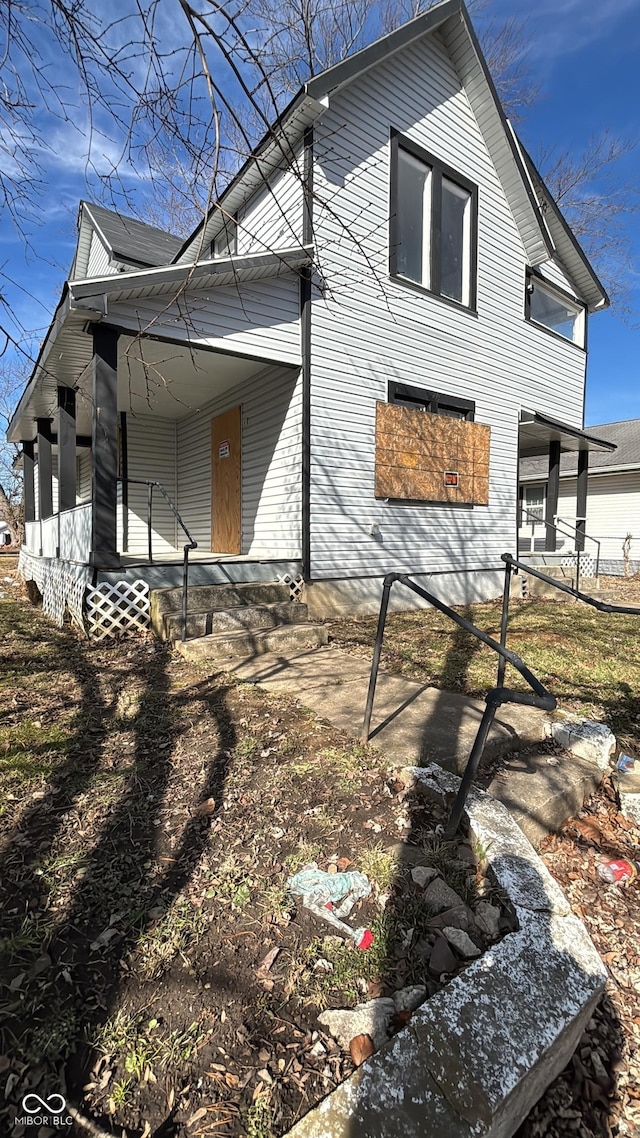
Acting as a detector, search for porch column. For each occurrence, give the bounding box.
[22,439,35,523]
[36,418,54,521]
[57,386,77,513]
[91,325,121,569]
[544,439,561,552]
[575,448,589,552]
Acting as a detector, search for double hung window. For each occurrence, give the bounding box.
[391,132,478,310]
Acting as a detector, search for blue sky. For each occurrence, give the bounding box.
[1,0,639,427]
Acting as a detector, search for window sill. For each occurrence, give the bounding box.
[390,272,478,316]
[524,316,586,352]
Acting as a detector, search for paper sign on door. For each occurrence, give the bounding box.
[218,440,230,459]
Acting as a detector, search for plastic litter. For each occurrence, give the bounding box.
[596,857,640,884]
[287,862,374,949]
[616,753,636,773]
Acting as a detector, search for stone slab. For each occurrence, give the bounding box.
[487,749,604,847]
[226,647,549,775]
[546,716,616,771]
[174,622,328,661]
[284,768,606,1138]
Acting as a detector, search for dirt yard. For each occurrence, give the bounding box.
[0,582,512,1138]
[2,576,640,1137]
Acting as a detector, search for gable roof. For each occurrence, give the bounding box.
[172,0,605,311]
[516,146,609,311]
[520,420,640,481]
[80,201,183,269]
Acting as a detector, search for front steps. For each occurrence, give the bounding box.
[150,580,328,659]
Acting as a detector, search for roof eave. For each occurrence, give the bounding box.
[7,287,71,443]
[70,245,314,302]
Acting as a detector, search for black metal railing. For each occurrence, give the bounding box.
[502,552,640,617]
[519,507,601,590]
[361,571,557,838]
[118,478,197,642]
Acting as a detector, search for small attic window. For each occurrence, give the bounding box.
[525,271,585,347]
[212,218,237,258]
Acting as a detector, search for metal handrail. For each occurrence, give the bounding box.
[520,507,601,590]
[361,571,556,837]
[502,553,640,616]
[118,477,197,642]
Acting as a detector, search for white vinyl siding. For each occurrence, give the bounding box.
[236,156,305,256]
[86,231,117,277]
[308,31,588,581]
[176,366,302,557]
[77,451,92,503]
[124,415,177,555]
[34,457,59,519]
[106,278,301,367]
[557,473,640,564]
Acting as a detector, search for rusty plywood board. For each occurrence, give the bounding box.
[374,402,490,505]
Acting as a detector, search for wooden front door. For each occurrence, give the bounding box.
[211,406,242,553]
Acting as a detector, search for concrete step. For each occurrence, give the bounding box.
[175,621,328,662]
[486,748,604,847]
[150,580,292,629]
[161,601,310,642]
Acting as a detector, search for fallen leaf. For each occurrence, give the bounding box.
[257,947,280,975]
[350,1034,375,1066]
[337,857,353,871]
[573,819,602,844]
[192,797,216,818]
[391,1009,412,1032]
[187,1106,208,1127]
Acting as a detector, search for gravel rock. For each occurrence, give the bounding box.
[393,985,427,1013]
[428,935,458,976]
[427,904,476,931]
[410,865,439,888]
[318,998,395,1051]
[442,926,481,958]
[474,900,501,939]
[423,878,465,913]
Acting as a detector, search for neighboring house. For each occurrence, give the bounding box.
[7,0,615,638]
[0,524,10,547]
[520,420,640,574]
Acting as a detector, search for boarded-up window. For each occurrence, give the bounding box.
[375,401,490,505]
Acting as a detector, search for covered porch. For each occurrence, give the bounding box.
[518,410,616,567]
[9,249,308,586]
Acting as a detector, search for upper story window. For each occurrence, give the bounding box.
[390,131,478,310]
[389,381,475,421]
[211,216,237,258]
[525,271,586,348]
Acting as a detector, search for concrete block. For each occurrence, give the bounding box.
[547,716,616,771]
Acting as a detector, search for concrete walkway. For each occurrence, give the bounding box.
[224,645,605,845]
[226,644,550,774]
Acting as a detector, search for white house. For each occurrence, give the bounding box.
[7,0,614,640]
[520,419,640,574]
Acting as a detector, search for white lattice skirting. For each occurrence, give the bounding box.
[276,572,305,602]
[86,580,150,641]
[561,553,597,578]
[19,551,90,631]
[18,551,151,640]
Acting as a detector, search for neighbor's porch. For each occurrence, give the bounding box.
[517,410,616,569]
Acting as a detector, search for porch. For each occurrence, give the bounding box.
[517,410,616,571]
[15,322,304,583]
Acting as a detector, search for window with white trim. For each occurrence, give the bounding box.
[525,272,585,347]
[390,132,478,309]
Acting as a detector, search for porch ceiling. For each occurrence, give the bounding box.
[8,310,298,442]
[519,411,617,460]
[116,336,284,420]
